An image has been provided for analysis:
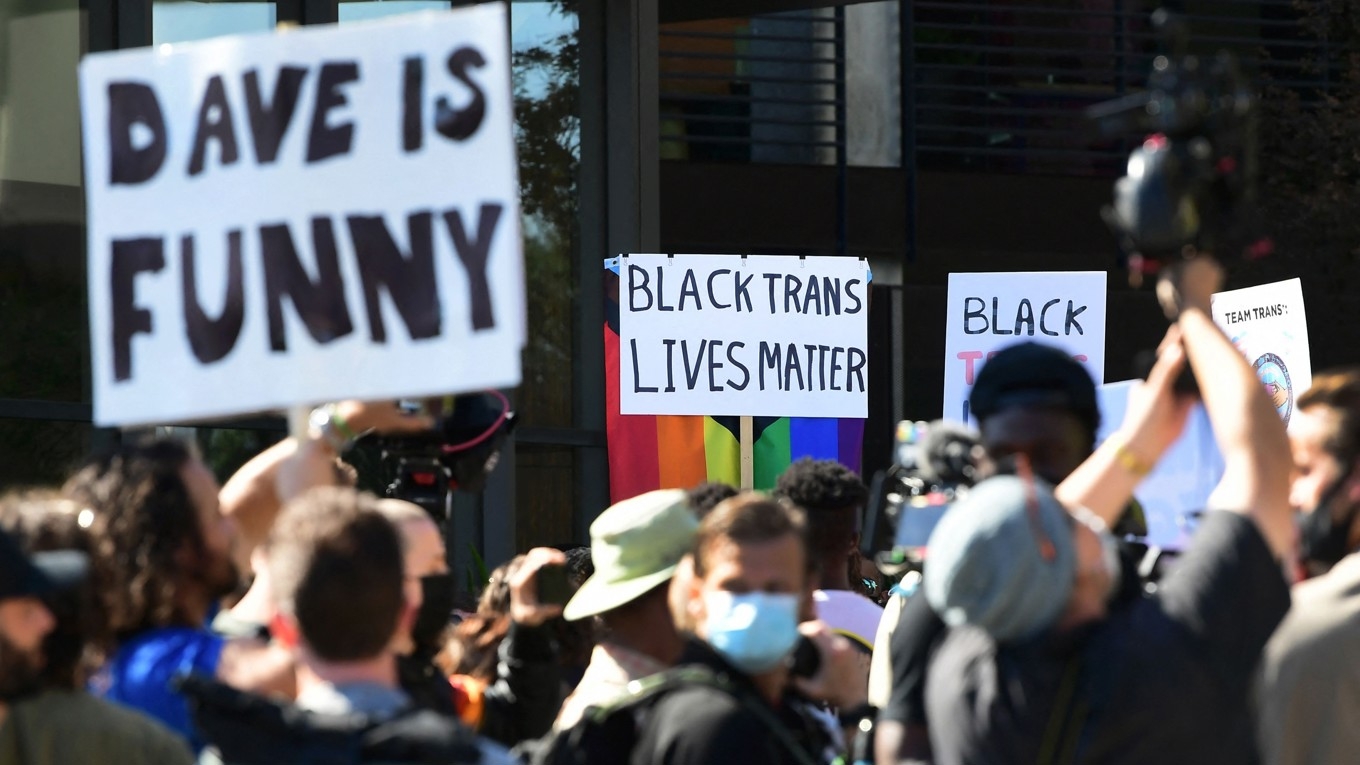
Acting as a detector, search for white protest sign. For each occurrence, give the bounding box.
[1211,278,1311,429]
[942,272,1107,424]
[618,254,869,418]
[80,7,523,427]
[1097,381,1223,550]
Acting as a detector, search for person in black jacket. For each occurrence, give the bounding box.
[187,488,513,765]
[377,500,564,747]
[621,494,867,765]
[916,257,1293,765]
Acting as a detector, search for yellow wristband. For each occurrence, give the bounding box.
[1113,439,1153,477]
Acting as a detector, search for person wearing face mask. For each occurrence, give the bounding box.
[376,499,565,748]
[1258,369,1360,765]
[611,494,867,765]
[913,256,1294,765]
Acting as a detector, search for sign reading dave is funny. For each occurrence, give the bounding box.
[79,7,523,427]
[618,254,870,418]
[943,271,1107,425]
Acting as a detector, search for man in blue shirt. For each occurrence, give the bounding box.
[67,439,293,750]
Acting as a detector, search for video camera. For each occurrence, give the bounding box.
[861,420,987,576]
[371,391,517,520]
[1088,8,1259,282]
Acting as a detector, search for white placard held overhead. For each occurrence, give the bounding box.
[943,272,1107,425]
[80,6,524,427]
[1211,278,1311,429]
[618,254,870,418]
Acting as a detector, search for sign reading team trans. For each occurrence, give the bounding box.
[79,7,523,426]
[1211,278,1311,429]
[618,254,870,418]
[943,272,1107,425]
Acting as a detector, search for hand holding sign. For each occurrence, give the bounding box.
[1123,328,1195,462]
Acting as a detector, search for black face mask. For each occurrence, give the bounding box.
[1299,463,1360,573]
[0,631,44,702]
[412,573,456,654]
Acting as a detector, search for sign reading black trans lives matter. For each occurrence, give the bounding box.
[618,254,869,418]
[79,7,523,426]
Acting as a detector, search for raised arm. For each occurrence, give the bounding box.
[1165,257,1293,558]
[220,401,434,560]
[1056,329,1193,526]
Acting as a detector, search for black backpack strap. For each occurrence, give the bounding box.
[528,666,823,765]
[1037,655,1089,765]
[580,666,822,765]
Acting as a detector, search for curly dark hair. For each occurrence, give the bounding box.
[771,458,867,574]
[685,481,739,520]
[0,491,110,690]
[562,545,594,589]
[63,439,203,639]
[772,458,869,514]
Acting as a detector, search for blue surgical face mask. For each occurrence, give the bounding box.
[702,591,801,675]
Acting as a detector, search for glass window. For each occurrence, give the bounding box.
[512,0,579,430]
[515,443,576,549]
[338,1,450,24]
[0,0,86,404]
[153,1,277,45]
[0,419,92,488]
[512,1,581,541]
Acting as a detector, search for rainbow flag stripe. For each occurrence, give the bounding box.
[604,269,865,502]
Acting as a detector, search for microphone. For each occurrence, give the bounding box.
[915,421,985,488]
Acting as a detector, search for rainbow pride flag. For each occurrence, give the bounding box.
[604,268,865,502]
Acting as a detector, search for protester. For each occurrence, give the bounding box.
[378,498,462,714]
[684,481,739,520]
[554,489,699,729]
[669,481,739,632]
[558,544,598,691]
[773,459,881,653]
[916,256,1292,765]
[874,343,1124,764]
[213,402,426,638]
[184,487,512,764]
[379,496,566,746]
[0,493,192,765]
[1258,368,1360,765]
[617,494,867,764]
[563,545,594,589]
[65,439,294,749]
[448,556,524,682]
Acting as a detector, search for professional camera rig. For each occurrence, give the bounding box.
[861,420,987,576]
[369,390,517,520]
[1088,8,1261,283]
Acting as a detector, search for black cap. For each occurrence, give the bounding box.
[0,527,88,601]
[970,342,1100,436]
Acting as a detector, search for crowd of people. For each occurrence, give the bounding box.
[0,254,1356,764]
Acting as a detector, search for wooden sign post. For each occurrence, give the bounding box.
[739,415,754,490]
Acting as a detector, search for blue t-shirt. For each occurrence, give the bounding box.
[92,627,225,751]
